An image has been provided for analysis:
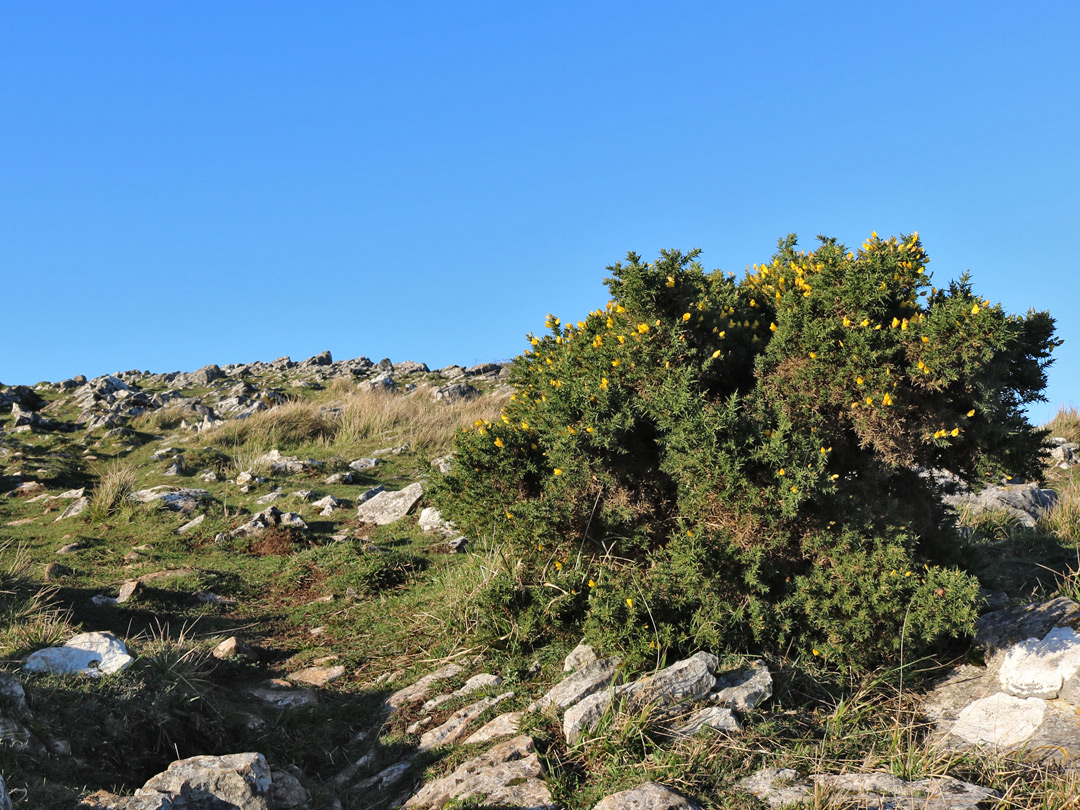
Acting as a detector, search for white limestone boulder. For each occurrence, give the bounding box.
[23,631,134,677]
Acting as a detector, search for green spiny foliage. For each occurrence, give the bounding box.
[431,233,1058,669]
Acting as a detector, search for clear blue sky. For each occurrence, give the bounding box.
[3,1,1077,424]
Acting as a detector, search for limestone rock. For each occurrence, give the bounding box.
[348,457,382,471]
[951,692,1048,748]
[563,652,722,743]
[312,495,341,516]
[418,692,513,751]
[357,482,424,525]
[945,480,1056,529]
[593,782,698,810]
[355,484,385,504]
[564,642,599,672]
[563,690,613,745]
[529,656,621,713]
[115,580,141,604]
[54,496,89,521]
[405,735,554,810]
[463,711,523,745]
[245,683,318,710]
[422,673,503,712]
[671,706,741,737]
[270,769,311,810]
[287,665,346,687]
[418,507,456,536]
[23,631,134,677]
[975,597,1080,656]
[387,663,465,708]
[176,514,205,534]
[433,383,479,403]
[213,636,259,662]
[709,661,773,712]
[135,752,271,810]
[231,506,308,536]
[622,651,719,709]
[738,767,998,809]
[130,486,210,513]
[998,626,1080,699]
[0,672,29,714]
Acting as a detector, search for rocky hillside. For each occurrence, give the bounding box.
[0,354,1078,809]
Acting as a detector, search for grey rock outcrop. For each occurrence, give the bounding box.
[593,782,698,810]
[738,767,997,809]
[926,597,1080,764]
[528,656,621,713]
[357,482,423,525]
[133,752,272,810]
[404,735,554,810]
[130,486,210,513]
[945,480,1057,529]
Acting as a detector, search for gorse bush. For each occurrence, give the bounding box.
[432,233,1058,669]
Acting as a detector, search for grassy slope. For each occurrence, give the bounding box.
[1,376,1079,809]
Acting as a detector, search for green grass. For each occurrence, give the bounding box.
[2,379,1079,808]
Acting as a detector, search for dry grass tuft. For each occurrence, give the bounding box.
[131,403,201,432]
[1044,405,1080,445]
[1039,472,1080,545]
[89,460,137,521]
[209,400,337,449]
[334,386,509,455]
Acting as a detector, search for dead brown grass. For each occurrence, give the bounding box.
[202,386,508,456]
[1044,405,1080,444]
[333,385,509,455]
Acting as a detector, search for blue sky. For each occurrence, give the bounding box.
[3,1,1076,424]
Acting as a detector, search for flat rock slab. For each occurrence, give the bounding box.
[418,692,513,751]
[738,767,998,809]
[287,665,346,687]
[593,782,698,810]
[357,482,424,525]
[422,673,503,711]
[926,605,1080,765]
[245,685,319,710]
[130,486,210,513]
[23,631,134,677]
[463,711,523,745]
[387,663,464,709]
[529,656,622,713]
[54,496,89,521]
[405,735,554,810]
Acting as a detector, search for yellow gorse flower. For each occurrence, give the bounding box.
[637,323,650,334]
[494,437,504,448]
[666,276,675,288]
[682,312,691,322]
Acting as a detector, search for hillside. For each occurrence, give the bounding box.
[0,353,1078,809]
